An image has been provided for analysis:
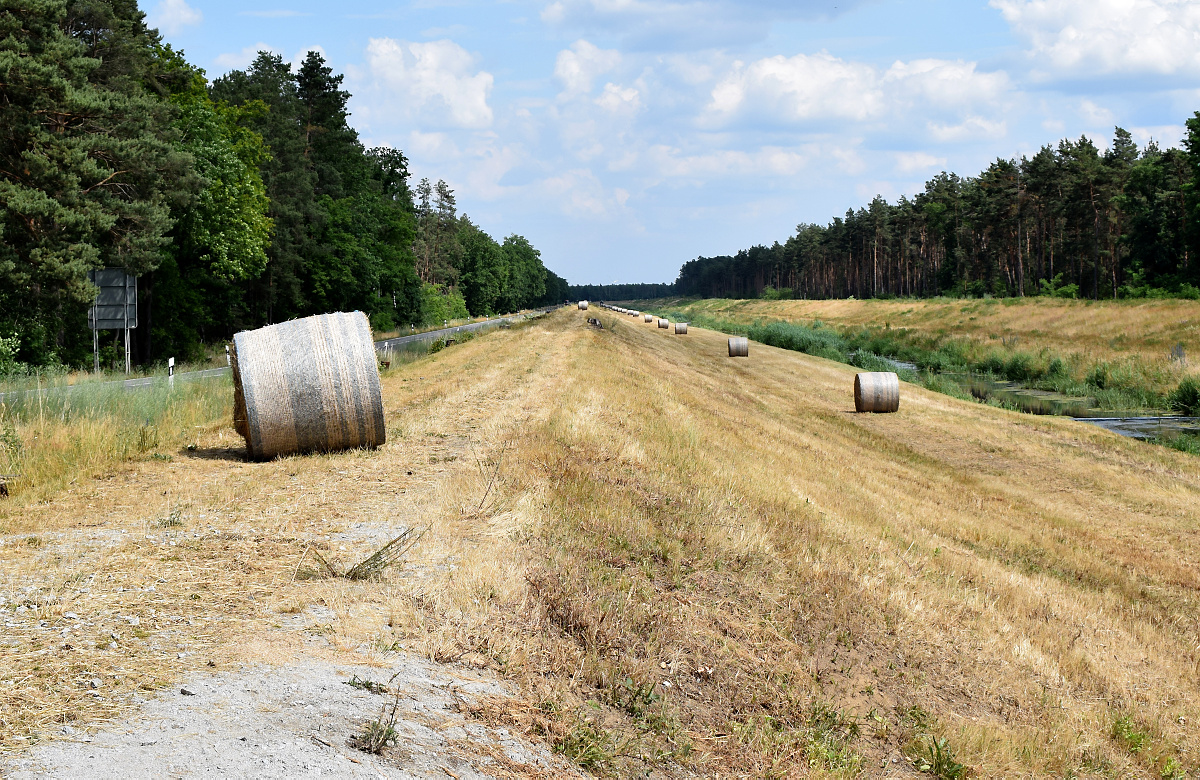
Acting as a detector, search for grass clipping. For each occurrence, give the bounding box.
[307,528,423,581]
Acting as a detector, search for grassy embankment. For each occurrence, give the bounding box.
[633,296,1200,406]
[2,308,1199,778]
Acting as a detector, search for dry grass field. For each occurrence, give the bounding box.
[646,296,1200,388]
[2,308,1199,777]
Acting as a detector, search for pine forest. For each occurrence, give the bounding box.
[671,125,1200,303]
[0,0,568,371]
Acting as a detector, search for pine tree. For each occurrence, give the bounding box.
[0,0,190,365]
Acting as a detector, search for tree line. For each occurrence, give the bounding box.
[676,122,1200,302]
[0,0,566,371]
[567,282,675,302]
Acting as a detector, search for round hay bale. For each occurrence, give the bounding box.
[675,322,688,335]
[231,311,386,460]
[854,371,900,413]
[578,300,589,310]
[631,310,640,316]
[658,318,669,329]
[728,337,749,357]
[644,314,654,323]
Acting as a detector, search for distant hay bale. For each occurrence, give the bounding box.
[644,314,654,323]
[658,318,669,329]
[675,322,688,335]
[854,371,900,413]
[631,310,640,316]
[578,301,589,310]
[728,337,749,357]
[231,311,386,460]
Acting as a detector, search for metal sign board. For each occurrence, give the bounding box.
[88,269,137,330]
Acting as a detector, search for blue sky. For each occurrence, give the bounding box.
[146,0,1200,285]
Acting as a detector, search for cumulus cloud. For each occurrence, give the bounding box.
[883,60,1011,108]
[993,0,1200,76]
[147,0,202,35]
[708,53,883,123]
[555,40,622,95]
[705,52,1012,130]
[361,38,494,129]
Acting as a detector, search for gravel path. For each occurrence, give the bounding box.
[3,654,575,779]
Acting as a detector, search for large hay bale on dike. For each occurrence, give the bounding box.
[675,323,688,335]
[728,337,749,357]
[658,318,670,329]
[231,311,386,460]
[644,314,654,323]
[578,301,589,310]
[854,371,900,413]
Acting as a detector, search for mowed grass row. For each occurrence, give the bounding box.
[2,308,1198,778]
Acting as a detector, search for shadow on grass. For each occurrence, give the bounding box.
[181,446,247,462]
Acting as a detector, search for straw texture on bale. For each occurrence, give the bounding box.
[658,318,670,329]
[854,371,900,413]
[644,314,654,323]
[675,323,688,335]
[728,337,749,357]
[231,311,386,460]
[578,301,589,310]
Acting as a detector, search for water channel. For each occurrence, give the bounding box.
[877,357,1200,442]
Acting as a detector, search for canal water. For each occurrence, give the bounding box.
[876,358,1200,442]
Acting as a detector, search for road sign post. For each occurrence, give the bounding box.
[88,269,137,375]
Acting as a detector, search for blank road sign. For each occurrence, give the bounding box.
[88,269,137,330]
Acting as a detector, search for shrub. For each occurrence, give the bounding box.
[1046,357,1069,378]
[977,352,1006,376]
[1168,378,1200,415]
[1003,353,1039,383]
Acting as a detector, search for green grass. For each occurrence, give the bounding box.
[0,371,231,505]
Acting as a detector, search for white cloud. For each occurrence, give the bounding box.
[541,169,626,217]
[147,0,202,35]
[1129,124,1186,147]
[642,144,810,179]
[705,52,1012,131]
[214,43,280,71]
[993,0,1200,76]
[894,151,947,174]
[707,53,883,123]
[927,116,1007,142]
[1078,99,1115,127]
[362,38,494,129]
[595,82,641,114]
[883,60,1011,108]
[555,40,622,96]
